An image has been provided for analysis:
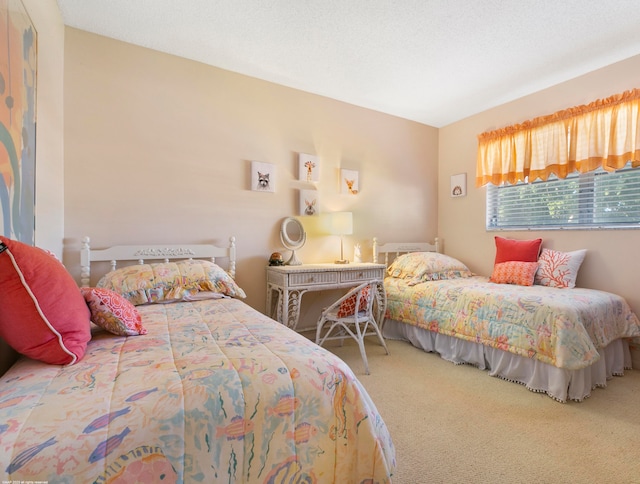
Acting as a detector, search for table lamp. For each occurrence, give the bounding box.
[329,212,353,264]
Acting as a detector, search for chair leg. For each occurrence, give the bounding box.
[353,320,370,375]
[316,316,325,345]
[372,320,389,355]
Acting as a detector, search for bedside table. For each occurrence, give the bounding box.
[266,263,386,331]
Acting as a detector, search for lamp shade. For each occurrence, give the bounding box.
[329,212,353,236]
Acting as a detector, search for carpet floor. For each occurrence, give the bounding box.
[324,337,640,484]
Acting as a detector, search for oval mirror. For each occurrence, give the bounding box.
[280,217,306,265]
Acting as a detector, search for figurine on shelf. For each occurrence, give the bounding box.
[354,244,362,263]
[269,252,284,266]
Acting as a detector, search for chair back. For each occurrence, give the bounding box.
[334,281,376,320]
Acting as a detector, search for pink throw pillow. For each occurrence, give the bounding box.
[0,237,91,365]
[490,261,539,286]
[81,287,147,336]
[494,237,542,264]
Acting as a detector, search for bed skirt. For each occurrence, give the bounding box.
[383,319,633,402]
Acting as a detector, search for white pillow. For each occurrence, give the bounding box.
[535,249,586,288]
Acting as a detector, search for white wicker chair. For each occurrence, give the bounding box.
[315,280,389,374]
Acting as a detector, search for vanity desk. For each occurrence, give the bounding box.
[266,262,386,331]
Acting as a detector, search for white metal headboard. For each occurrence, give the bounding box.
[373,237,441,267]
[80,236,238,287]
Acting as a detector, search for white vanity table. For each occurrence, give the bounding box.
[265,262,386,331]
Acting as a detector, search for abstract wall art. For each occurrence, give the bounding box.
[0,0,37,244]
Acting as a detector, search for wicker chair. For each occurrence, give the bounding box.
[315,280,389,374]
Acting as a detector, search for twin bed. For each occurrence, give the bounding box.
[0,236,395,483]
[374,238,640,403]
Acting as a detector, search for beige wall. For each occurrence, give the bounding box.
[62,28,439,316]
[439,55,640,318]
[24,0,65,256]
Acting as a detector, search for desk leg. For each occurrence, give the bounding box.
[284,288,308,330]
[373,281,387,330]
[266,283,281,320]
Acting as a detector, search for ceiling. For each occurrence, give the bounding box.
[56,0,640,127]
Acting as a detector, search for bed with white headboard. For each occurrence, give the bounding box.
[0,235,395,483]
[373,237,640,402]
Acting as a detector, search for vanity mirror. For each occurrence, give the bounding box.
[280,217,306,265]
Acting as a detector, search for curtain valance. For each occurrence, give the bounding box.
[476,88,640,187]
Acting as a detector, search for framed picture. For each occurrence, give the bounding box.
[298,153,319,183]
[0,0,37,244]
[251,161,276,192]
[450,173,467,197]
[299,189,319,216]
[341,169,359,195]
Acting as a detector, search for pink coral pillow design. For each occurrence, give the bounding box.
[0,236,91,365]
[490,261,539,286]
[535,249,586,288]
[81,287,147,336]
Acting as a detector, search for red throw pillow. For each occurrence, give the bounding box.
[337,285,371,318]
[0,237,91,365]
[494,236,542,264]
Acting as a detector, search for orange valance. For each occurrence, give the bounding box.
[476,88,640,187]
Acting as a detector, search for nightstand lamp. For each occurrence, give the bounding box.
[329,211,353,264]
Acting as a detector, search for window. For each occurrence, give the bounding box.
[486,163,640,230]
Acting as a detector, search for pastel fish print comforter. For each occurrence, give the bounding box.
[0,298,395,483]
[385,275,640,370]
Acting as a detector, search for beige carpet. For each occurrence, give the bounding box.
[325,338,640,484]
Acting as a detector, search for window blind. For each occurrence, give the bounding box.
[486,165,640,230]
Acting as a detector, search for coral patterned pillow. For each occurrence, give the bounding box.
[490,261,538,286]
[535,249,587,288]
[337,285,371,317]
[81,287,147,336]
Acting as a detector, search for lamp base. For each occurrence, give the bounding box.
[334,259,350,264]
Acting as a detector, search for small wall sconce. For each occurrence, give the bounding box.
[329,212,353,264]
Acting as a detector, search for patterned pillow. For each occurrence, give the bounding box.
[535,249,586,288]
[387,252,472,284]
[337,285,371,317]
[97,259,246,305]
[490,261,539,286]
[81,287,147,336]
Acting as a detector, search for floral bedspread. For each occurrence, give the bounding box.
[385,275,640,370]
[0,298,395,483]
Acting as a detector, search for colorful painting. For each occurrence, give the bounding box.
[0,0,36,244]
